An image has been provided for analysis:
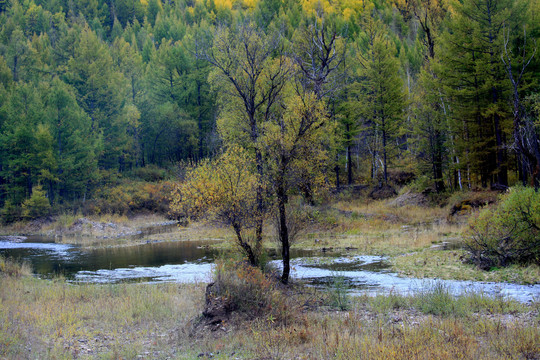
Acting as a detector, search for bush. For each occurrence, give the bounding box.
[1,200,22,224]
[415,282,467,317]
[90,181,173,215]
[132,165,168,182]
[21,185,51,219]
[327,273,350,310]
[205,260,293,324]
[465,186,540,269]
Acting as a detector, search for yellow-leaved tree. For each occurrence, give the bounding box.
[170,146,264,266]
[263,90,336,283]
[188,19,340,283]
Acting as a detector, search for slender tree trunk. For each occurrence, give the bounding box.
[12,55,17,82]
[382,123,388,184]
[277,158,290,284]
[346,123,353,185]
[334,159,340,189]
[493,112,508,186]
[196,73,204,160]
[233,222,257,266]
[434,129,445,192]
[277,178,290,284]
[254,148,264,255]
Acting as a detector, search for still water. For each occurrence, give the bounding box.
[1,235,539,302]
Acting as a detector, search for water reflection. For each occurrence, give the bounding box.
[0,238,218,279]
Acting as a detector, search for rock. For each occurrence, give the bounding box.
[388,191,428,207]
[0,235,27,242]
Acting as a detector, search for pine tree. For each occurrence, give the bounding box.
[439,0,522,188]
[412,62,449,191]
[43,78,99,201]
[65,25,129,170]
[355,19,405,184]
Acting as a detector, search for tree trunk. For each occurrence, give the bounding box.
[434,129,445,192]
[278,187,290,284]
[334,163,340,189]
[277,160,290,284]
[346,123,353,185]
[382,124,388,184]
[254,148,264,253]
[493,110,508,187]
[233,223,257,266]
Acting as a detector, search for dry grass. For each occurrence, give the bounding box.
[184,295,539,360]
[0,275,204,358]
[295,200,463,257]
[0,255,32,277]
[1,266,538,359]
[393,249,540,285]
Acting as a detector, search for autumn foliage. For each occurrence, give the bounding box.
[170,146,265,265]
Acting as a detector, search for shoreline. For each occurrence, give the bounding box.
[1,208,538,286]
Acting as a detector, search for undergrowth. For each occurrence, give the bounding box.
[0,255,32,277]
[0,264,537,359]
[208,260,302,325]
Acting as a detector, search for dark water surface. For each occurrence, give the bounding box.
[0,237,218,280]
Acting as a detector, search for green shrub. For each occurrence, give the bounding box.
[21,185,51,219]
[415,282,467,317]
[368,290,409,313]
[465,186,540,269]
[327,273,350,310]
[0,200,22,224]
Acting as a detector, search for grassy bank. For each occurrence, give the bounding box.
[393,249,540,285]
[0,266,538,359]
[0,274,204,358]
[0,213,230,248]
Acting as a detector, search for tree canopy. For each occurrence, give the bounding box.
[0,0,538,228]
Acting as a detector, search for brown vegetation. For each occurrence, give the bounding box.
[3,261,538,359]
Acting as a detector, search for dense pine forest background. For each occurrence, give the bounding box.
[0,0,539,221]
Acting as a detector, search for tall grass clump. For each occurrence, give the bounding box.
[208,260,296,324]
[465,186,540,269]
[0,255,32,277]
[415,282,466,316]
[327,273,350,310]
[458,288,525,314]
[368,290,410,313]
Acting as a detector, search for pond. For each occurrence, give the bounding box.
[1,234,539,303]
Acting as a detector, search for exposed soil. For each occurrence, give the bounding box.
[388,191,428,207]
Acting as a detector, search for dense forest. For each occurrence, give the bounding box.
[0,0,539,221]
